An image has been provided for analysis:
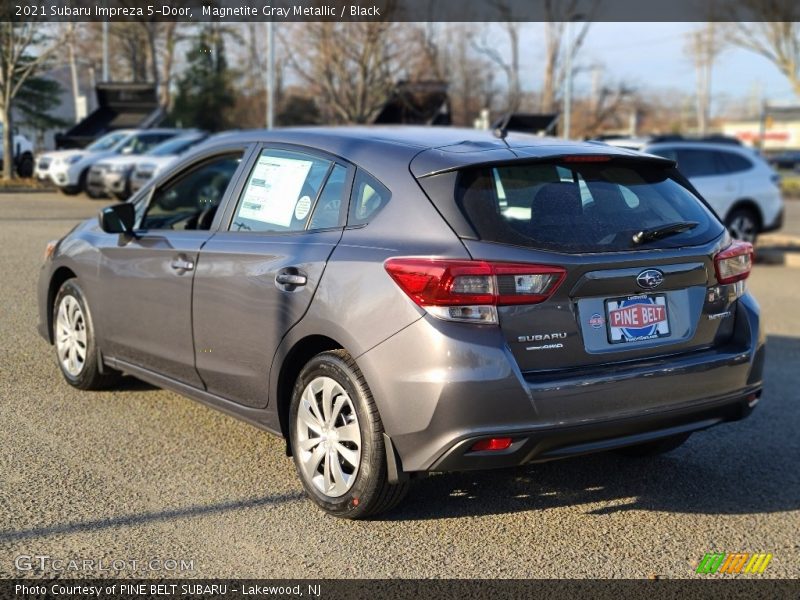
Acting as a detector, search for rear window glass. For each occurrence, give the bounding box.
[455,161,723,253]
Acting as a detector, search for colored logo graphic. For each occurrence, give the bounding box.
[588,313,604,329]
[607,295,669,343]
[696,552,773,574]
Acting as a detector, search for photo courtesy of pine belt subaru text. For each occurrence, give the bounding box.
[37,127,765,519]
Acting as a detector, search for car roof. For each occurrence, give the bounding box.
[644,141,753,154]
[196,126,668,178]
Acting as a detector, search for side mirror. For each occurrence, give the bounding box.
[99,203,136,236]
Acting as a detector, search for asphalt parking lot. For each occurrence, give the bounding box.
[0,193,798,579]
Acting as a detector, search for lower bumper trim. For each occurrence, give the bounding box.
[428,388,760,472]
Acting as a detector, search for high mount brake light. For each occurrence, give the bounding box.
[562,155,613,163]
[714,240,753,285]
[384,258,566,324]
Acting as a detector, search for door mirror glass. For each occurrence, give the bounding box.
[99,202,136,234]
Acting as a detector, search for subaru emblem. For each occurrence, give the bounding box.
[636,269,664,290]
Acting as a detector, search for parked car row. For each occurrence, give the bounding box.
[35,129,207,199]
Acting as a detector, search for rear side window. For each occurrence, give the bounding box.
[454,160,723,253]
[717,151,753,174]
[349,170,390,226]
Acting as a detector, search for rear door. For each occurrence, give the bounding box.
[421,157,736,373]
[192,146,353,407]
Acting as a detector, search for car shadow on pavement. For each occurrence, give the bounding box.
[0,492,305,543]
[382,334,800,522]
[108,375,158,392]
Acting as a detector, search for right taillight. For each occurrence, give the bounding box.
[384,258,565,324]
[714,240,754,284]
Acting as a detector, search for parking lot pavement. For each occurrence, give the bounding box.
[0,193,798,579]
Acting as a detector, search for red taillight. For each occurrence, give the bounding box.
[384,258,565,323]
[470,437,513,452]
[714,240,753,284]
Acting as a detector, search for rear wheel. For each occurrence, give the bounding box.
[16,153,34,178]
[53,279,120,390]
[289,350,409,518]
[725,207,759,244]
[615,432,691,457]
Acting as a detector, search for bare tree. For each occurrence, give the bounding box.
[726,9,800,99]
[473,21,521,113]
[540,0,595,113]
[282,22,404,124]
[0,21,65,179]
[686,23,724,134]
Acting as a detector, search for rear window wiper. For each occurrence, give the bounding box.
[632,221,698,245]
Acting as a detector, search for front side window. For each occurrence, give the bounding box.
[231,149,346,233]
[139,153,243,231]
[674,149,719,178]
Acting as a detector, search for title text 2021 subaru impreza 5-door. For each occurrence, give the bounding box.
[37,128,764,518]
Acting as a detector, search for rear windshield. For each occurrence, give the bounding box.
[454,160,723,253]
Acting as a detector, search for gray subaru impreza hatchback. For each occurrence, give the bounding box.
[37,127,764,518]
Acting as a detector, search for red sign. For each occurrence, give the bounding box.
[609,304,667,328]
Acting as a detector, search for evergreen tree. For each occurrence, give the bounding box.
[170,26,235,132]
[15,75,68,149]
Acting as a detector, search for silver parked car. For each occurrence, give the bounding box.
[37,128,764,518]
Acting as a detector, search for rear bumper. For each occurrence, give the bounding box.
[430,387,760,471]
[357,292,764,474]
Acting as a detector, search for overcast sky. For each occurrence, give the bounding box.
[513,22,795,111]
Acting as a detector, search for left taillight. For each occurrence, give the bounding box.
[714,240,753,285]
[384,258,565,324]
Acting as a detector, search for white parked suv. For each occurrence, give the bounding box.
[644,141,784,243]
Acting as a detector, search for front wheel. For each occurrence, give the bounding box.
[289,350,409,519]
[53,279,120,390]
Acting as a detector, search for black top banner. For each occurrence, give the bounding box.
[4,0,800,22]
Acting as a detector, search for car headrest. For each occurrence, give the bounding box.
[532,183,582,218]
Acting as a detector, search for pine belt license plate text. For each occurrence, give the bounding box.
[605,294,670,344]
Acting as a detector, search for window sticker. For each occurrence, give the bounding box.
[294,195,312,220]
[237,155,313,227]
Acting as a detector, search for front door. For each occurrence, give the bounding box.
[96,149,249,386]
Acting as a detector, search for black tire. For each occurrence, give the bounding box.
[725,206,760,244]
[615,433,692,457]
[52,279,121,390]
[289,350,410,519]
[16,153,34,178]
[59,185,81,196]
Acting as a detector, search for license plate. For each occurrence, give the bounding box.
[605,294,670,344]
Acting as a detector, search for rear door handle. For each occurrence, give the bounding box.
[170,256,194,271]
[276,272,307,286]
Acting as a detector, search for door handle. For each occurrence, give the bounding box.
[170,256,194,271]
[276,272,307,286]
